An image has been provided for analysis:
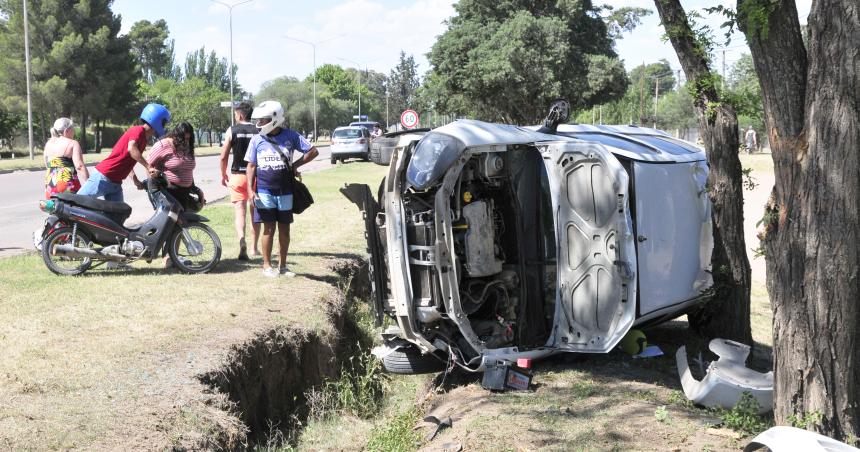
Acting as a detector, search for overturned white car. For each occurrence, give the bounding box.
[342,114,713,374]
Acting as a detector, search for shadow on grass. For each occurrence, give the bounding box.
[291,251,364,261]
[428,319,773,399]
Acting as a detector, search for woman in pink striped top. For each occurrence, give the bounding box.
[134,122,205,210]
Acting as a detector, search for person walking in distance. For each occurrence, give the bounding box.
[220,102,260,260]
[744,125,758,154]
[77,103,169,201]
[245,100,319,277]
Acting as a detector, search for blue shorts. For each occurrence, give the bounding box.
[253,192,293,224]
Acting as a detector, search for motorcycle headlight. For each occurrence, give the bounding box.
[406,132,466,190]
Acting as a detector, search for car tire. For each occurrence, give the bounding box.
[381,346,447,375]
[330,156,336,165]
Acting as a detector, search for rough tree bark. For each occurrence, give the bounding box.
[653,0,752,345]
[739,0,859,440]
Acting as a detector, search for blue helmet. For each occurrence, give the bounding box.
[140,103,171,137]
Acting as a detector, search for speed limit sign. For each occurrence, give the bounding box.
[400,109,419,129]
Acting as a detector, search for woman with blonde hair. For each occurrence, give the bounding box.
[43,117,88,198]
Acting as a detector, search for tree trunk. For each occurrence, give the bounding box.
[93,118,101,153]
[653,0,752,345]
[80,113,89,152]
[740,0,860,440]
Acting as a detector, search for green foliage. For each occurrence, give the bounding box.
[387,52,420,117]
[141,77,228,135]
[313,64,356,100]
[737,0,779,39]
[257,76,352,134]
[429,0,627,124]
[0,106,25,147]
[654,405,671,423]
[321,348,387,418]
[787,410,823,429]
[724,54,764,134]
[308,64,386,124]
[741,167,758,191]
[601,6,653,40]
[719,392,771,437]
[667,389,696,409]
[364,407,422,452]
[184,46,239,94]
[572,60,686,130]
[656,86,697,132]
[0,0,137,147]
[128,19,179,83]
[630,59,677,95]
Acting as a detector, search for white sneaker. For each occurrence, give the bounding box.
[279,267,296,277]
[262,267,279,278]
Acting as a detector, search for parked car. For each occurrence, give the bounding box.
[342,107,714,375]
[330,126,371,163]
[368,128,431,166]
[349,121,381,132]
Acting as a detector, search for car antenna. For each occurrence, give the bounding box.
[536,99,571,134]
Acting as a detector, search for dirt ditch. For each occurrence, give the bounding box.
[198,260,373,449]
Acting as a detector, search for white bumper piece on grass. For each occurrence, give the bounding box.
[676,338,773,414]
[744,426,860,452]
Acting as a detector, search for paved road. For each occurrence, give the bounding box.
[0,145,333,258]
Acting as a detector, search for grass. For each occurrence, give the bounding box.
[0,144,223,172]
[738,152,775,176]
[0,162,387,449]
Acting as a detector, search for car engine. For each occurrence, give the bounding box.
[394,148,555,360]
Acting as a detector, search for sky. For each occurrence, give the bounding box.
[112,0,814,95]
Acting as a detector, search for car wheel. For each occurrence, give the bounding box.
[330,156,336,165]
[381,346,447,375]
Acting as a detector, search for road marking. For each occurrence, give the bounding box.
[0,201,38,210]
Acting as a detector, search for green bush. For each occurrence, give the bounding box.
[365,407,422,452]
[719,392,771,437]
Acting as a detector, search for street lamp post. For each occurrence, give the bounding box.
[337,57,368,121]
[284,35,341,143]
[22,0,34,159]
[210,0,253,127]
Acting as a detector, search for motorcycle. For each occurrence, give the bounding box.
[36,175,221,275]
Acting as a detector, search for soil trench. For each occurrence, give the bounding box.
[198,261,371,448]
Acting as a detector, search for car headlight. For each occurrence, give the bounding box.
[406,132,466,189]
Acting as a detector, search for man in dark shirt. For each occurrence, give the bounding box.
[220,102,260,260]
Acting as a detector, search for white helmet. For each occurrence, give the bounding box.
[251,100,285,135]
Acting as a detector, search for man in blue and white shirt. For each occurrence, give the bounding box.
[245,100,319,277]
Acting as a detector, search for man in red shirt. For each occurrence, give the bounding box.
[77,103,170,202]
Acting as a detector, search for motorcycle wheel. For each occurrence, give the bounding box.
[167,222,221,274]
[42,227,93,276]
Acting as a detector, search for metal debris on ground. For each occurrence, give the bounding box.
[744,426,860,452]
[676,338,773,413]
[481,361,533,391]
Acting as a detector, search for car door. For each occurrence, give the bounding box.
[541,141,637,353]
[633,160,713,317]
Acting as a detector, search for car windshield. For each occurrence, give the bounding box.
[334,129,362,139]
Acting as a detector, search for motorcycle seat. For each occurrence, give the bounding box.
[54,193,133,219]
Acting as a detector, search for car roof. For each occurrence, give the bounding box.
[552,124,706,163]
[334,126,365,131]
